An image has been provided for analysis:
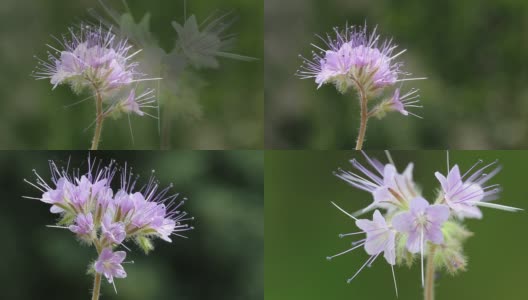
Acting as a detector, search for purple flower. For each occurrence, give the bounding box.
[113,190,135,216]
[335,152,419,213]
[33,24,160,122]
[69,213,95,236]
[94,248,127,283]
[435,160,521,219]
[297,24,422,94]
[101,215,126,245]
[392,197,449,286]
[356,210,396,266]
[34,24,139,92]
[327,203,398,295]
[27,157,193,243]
[121,90,144,116]
[41,177,70,214]
[392,197,449,253]
[387,88,422,118]
[125,190,187,242]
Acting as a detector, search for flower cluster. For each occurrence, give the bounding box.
[33,23,157,117]
[25,157,193,288]
[328,152,521,295]
[297,24,424,119]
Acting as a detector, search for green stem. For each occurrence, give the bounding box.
[424,246,437,300]
[91,90,105,150]
[355,87,369,150]
[91,272,102,300]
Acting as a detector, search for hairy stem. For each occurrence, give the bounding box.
[424,246,437,300]
[355,87,369,150]
[91,90,105,150]
[91,272,102,300]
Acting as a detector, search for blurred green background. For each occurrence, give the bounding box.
[265,0,528,149]
[265,151,528,299]
[0,0,263,149]
[0,151,263,299]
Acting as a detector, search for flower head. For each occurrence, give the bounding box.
[327,152,522,294]
[297,24,422,95]
[94,248,127,283]
[34,24,142,93]
[33,23,159,125]
[25,156,194,290]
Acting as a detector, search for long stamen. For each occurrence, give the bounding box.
[391,264,399,298]
[475,201,522,212]
[347,253,379,283]
[420,228,425,287]
[326,242,365,261]
[331,201,357,221]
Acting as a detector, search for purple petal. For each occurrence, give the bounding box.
[434,172,448,192]
[410,197,429,213]
[364,232,389,256]
[446,165,461,190]
[113,251,127,263]
[372,187,392,205]
[382,164,397,186]
[113,265,127,279]
[99,248,113,261]
[426,204,450,224]
[403,163,414,181]
[425,227,444,245]
[383,231,396,265]
[406,231,421,254]
[391,211,413,233]
[372,210,387,227]
[355,219,377,233]
[450,203,483,219]
[453,183,484,204]
[94,261,105,274]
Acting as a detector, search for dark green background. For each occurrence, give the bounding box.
[0,151,263,299]
[0,0,263,149]
[265,0,528,149]
[265,151,527,299]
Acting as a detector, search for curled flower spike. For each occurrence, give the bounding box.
[328,151,522,299]
[24,156,193,298]
[297,24,425,149]
[117,88,157,117]
[33,23,160,149]
[371,88,423,119]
